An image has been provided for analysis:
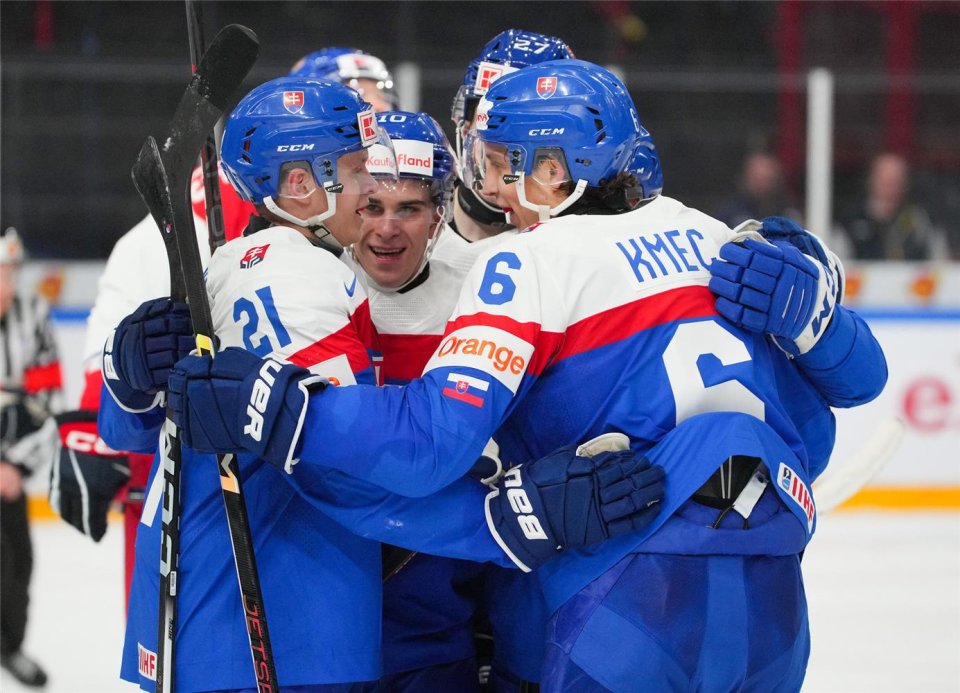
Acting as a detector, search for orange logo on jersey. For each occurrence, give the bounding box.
[437,335,526,375]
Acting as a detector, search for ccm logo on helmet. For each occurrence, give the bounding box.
[528,128,565,136]
[244,360,283,442]
[503,467,548,540]
[276,144,315,152]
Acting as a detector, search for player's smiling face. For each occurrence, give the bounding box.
[326,149,379,246]
[479,143,561,230]
[355,178,439,289]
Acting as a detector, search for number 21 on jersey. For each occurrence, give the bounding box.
[232,286,291,357]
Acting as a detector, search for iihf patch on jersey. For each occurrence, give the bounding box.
[778,462,816,532]
[137,642,157,681]
[240,244,270,269]
[442,372,489,407]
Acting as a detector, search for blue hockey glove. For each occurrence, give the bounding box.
[168,347,327,472]
[708,237,837,356]
[486,434,665,572]
[102,298,194,412]
[755,216,833,269]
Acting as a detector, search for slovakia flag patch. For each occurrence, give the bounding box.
[240,244,270,269]
[442,372,489,408]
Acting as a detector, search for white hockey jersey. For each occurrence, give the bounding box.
[207,226,376,386]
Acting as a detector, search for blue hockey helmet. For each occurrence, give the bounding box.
[625,130,664,203]
[463,59,647,221]
[291,47,398,110]
[221,76,396,234]
[451,29,575,127]
[370,111,458,220]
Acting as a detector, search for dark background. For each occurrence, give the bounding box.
[2,0,959,258]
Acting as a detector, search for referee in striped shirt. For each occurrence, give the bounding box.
[1,226,61,687]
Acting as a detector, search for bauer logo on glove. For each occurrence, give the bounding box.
[485,433,665,572]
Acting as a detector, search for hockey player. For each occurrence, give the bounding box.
[349,110,505,691]
[442,29,577,689]
[436,28,574,272]
[104,76,665,691]
[291,47,399,113]
[48,169,253,599]
[49,42,401,598]
[169,60,888,691]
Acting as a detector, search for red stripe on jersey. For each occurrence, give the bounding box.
[288,322,372,374]
[441,286,717,377]
[79,368,104,411]
[23,362,62,394]
[378,332,444,382]
[556,286,718,362]
[441,312,561,376]
[350,300,381,352]
[441,387,485,407]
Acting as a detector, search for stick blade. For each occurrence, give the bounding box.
[195,24,260,111]
[814,416,906,514]
[132,137,173,237]
[132,136,184,298]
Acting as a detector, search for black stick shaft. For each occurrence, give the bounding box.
[186,0,227,255]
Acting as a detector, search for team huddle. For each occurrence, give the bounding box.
[71,28,886,693]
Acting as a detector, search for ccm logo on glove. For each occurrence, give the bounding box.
[59,418,122,457]
[245,360,283,441]
[503,468,549,541]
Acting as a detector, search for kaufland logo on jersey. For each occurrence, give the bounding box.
[240,244,270,269]
[778,462,816,532]
[536,77,558,99]
[358,110,378,146]
[282,91,304,114]
[442,372,489,408]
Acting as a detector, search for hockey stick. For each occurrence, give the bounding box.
[184,0,227,255]
[131,24,275,693]
[814,416,905,514]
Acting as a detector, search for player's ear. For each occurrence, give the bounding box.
[280,164,314,199]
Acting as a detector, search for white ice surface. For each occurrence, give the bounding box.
[3,512,958,692]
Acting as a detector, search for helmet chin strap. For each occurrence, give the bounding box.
[262,185,343,249]
[515,174,588,222]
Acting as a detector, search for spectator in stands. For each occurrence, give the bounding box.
[841,153,949,261]
[715,150,801,228]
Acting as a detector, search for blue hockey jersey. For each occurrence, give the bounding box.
[295,196,886,612]
[106,228,513,690]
